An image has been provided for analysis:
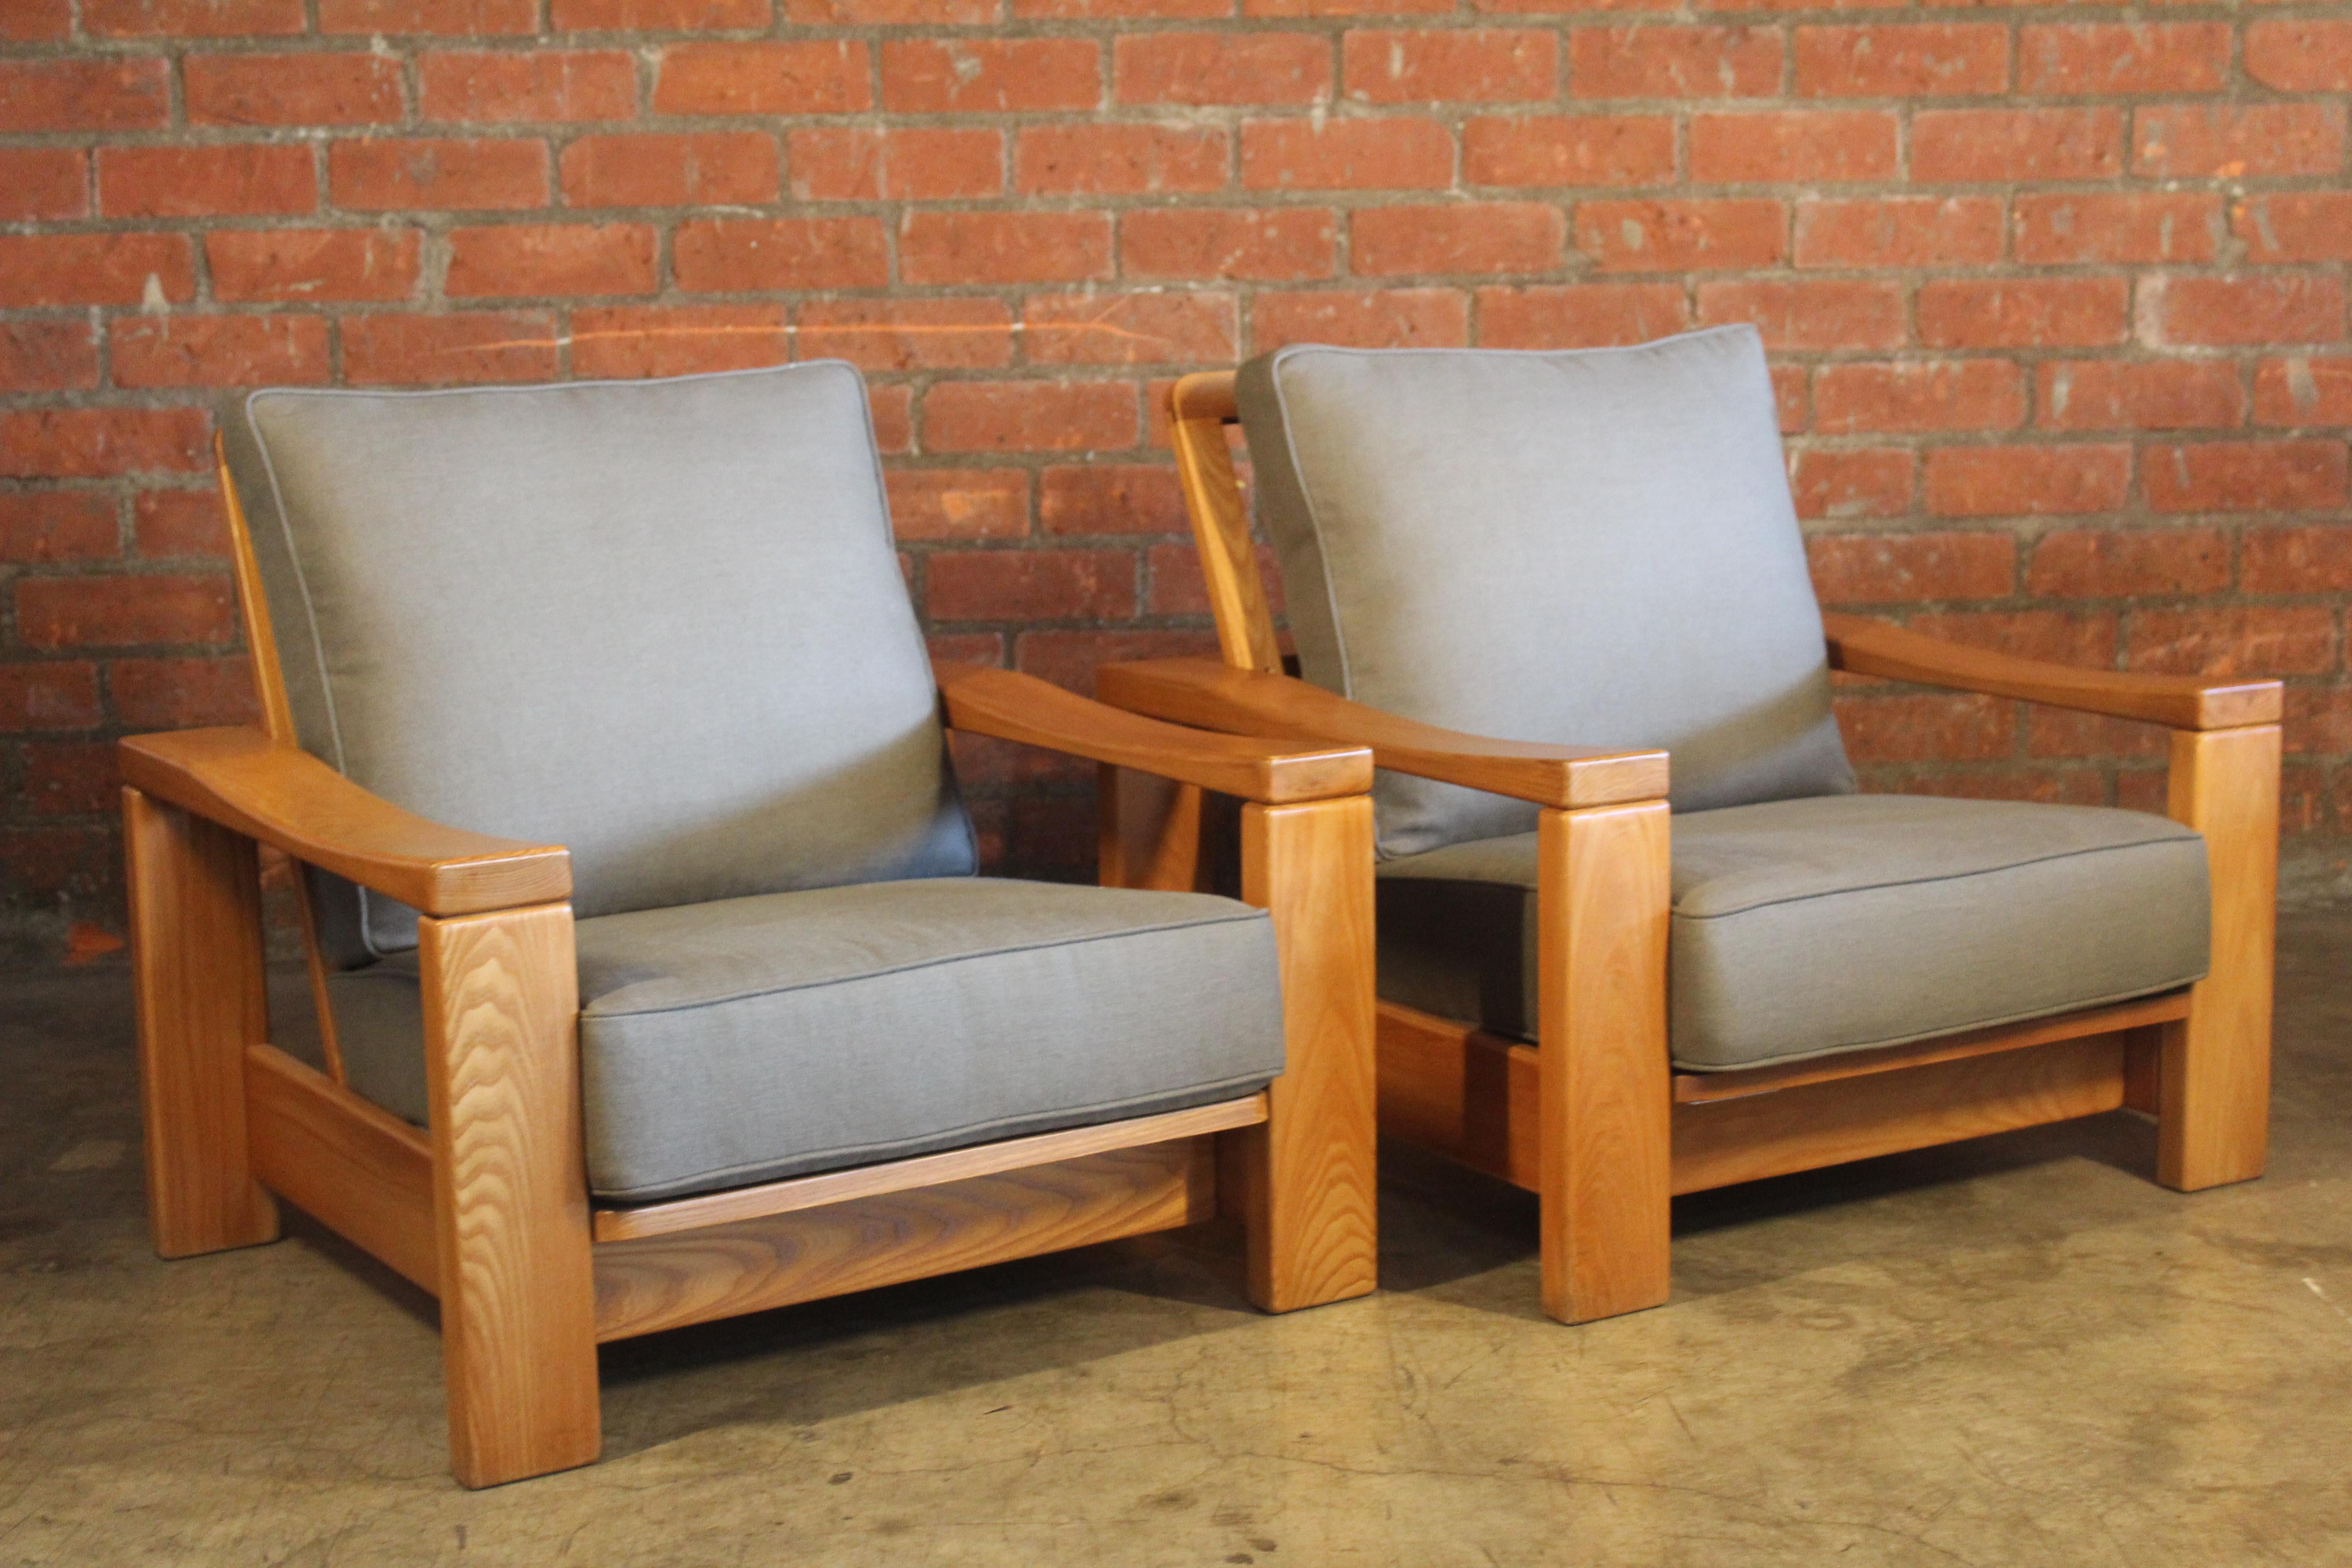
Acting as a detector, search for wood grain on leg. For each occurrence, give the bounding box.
[1536,802,1673,1325]
[126,785,280,1259]
[2159,724,2279,1191]
[1236,795,1378,1312]
[419,904,600,1489]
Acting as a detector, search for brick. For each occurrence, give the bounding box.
[2243,526,2352,595]
[0,663,102,730]
[2027,709,2167,764]
[2236,195,2352,266]
[1015,628,1218,698]
[1148,539,1284,615]
[98,145,315,220]
[2014,192,2219,265]
[554,0,766,27]
[1787,449,1913,521]
[2134,104,2347,181]
[569,304,788,378]
[2026,527,2228,598]
[134,490,230,558]
[1021,124,1223,197]
[1793,25,2007,98]
[22,743,119,817]
[0,149,86,222]
[1815,362,2025,433]
[0,827,116,902]
[111,657,259,728]
[924,382,1138,454]
[186,52,404,127]
[791,127,1001,202]
[1353,201,1563,275]
[2037,360,2246,431]
[1771,366,1807,433]
[901,212,1112,285]
[1696,279,1904,350]
[420,50,637,125]
[1912,109,2122,182]
[335,137,551,211]
[2141,275,2345,349]
[656,41,867,115]
[1924,444,2131,516]
[1575,198,1784,271]
[1476,283,1691,348]
[1026,0,1225,14]
[2244,20,2352,93]
[885,470,1029,542]
[2129,605,2337,677]
[2256,358,2352,428]
[1690,111,1897,183]
[1120,207,1336,281]
[15,574,236,649]
[0,59,170,132]
[2283,688,2352,758]
[1918,279,2129,350]
[1572,27,1780,99]
[1241,118,1450,191]
[2143,441,2348,515]
[1343,28,1555,104]
[1461,114,1673,188]
[0,322,100,393]
[882,39,1101,113]
[87,0,304,34]
[927,549,1138,620]
[207,229,419,304]
[1041,465,1186,536]
[0,495,117,565]
[1794,196,2002,268]
[2019,24,2228,95]
[672,218,890,292]
[0,0,70,38]
[446,223,656,298]
[1114,32,1332,106]
[340,310,559,384]
[0,411,209,481]
[320,0,534,30]
[110,316,333,388]
[1025,293,1236,366]
[1837,691,2012,764]
[1878,766,2107,808]
[869,386,913,454]
[1252,288,1467,352]
[796,299,1014,371]
[1808,532,2012,604]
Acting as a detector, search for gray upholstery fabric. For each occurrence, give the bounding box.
[325,878,1287,1203]
[1237,327,1855,861]
[221,365,973,962]
[1376,794,2211,1072]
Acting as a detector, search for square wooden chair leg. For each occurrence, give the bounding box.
[419,905,602,1488]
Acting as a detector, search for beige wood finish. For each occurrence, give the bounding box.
[592,1141,1216,1343]
[2160,724,2280,1190]
[247,1042,436,1292]
[1098,765,1208,893]
[1171,372,1282,673]
[127,786,280,1260]
[419,905,602,1489]
[593,1094,1268,1242]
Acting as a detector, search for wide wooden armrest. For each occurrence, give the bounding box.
[935,663,1372,804]
[1823,613,2283,730]
[118,727,573,916]
[1095,658,1668,810]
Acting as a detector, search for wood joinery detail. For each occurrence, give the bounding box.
[247,1043,436,1292]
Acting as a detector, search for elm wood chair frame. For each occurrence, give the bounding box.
[1095,369,2283,1328]
[125,437,1381,1490]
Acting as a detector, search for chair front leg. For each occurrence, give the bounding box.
[126,786,280,1259]
[2159,723,2280,1191]
[1235,794,1378,1313]
[1535,801,1673,1325]
[418,904,601,1487]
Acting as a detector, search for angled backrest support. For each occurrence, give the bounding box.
[1235,325,1854,859]
[221,363,975,960]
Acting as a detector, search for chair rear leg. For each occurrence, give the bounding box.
[1536,802,1673,1325]
[126,786,280,1259]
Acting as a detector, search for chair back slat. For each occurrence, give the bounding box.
[1167,372,1281,675]
[215,434,298,748]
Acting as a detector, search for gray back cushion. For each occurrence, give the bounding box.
[225,364,974,960]
[1238,326,1855,859]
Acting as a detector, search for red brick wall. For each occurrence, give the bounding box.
[3,4,2349,959]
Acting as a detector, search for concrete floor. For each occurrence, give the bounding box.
[3,920,2349,1567]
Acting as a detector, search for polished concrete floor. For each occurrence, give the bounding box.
[4,918,2349,1566]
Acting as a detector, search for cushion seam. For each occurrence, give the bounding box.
[1671,831,2204,920]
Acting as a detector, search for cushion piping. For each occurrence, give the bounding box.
[1672,829,2203,921]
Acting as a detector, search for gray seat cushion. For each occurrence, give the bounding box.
[1376,794,2210,1072]
[222,365,972,964]
[327,878,1286,1203]
[1238,326,1855,861]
